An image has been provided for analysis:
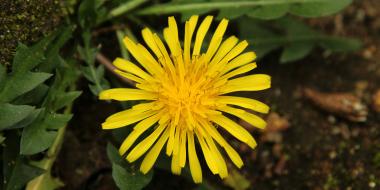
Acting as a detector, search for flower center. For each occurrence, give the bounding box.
[156,57,220,130]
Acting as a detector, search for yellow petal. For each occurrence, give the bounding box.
[123,36,162,75]
[114,69,144,84]
[102,110,156,129]
[201,120,243,168]
[193,16,213,56]
[127,123,167,162]
[224,143,243,168]
[140,127,170,174]
[195,131,219,174]
[204,18,229,63]
[222,52,257,74]
[113,58,155,82]
[218,62,257,80]
[188,131,202,183]
[209,36,239,66]
[204,132,228,178]
[179,129,187,168]
[184,15,198,64]
[119,113,161,155]
[171,153,182,175]
[166,122,176,156]
[216,96,269,114]
[152,33,175,73]
[99,88,157,101]
[209,114,257,148]
[219,74,271,94]
[218,106,267,129]
[222,40,249,62]
[141,28,162,58]
[106,105,151,122]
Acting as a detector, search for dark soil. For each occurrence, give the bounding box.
[55,1,380,189]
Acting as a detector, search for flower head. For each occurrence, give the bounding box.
[99,15,271,183]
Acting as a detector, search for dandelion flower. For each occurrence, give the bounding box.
[99,15,271,183]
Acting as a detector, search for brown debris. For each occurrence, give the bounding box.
[260,112,290,143]
[274,155,288,175]
[372,89,380,112]
[303,88,368,122]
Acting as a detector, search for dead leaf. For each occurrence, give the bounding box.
[303,88,368,122]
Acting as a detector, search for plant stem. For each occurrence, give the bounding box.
[136,0,331,15]
[26,100,74,190]
[96,53,135,86]
[109,0,149,19]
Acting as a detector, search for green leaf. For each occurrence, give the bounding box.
[42,65,81,112]
[0,133,5,144]
[248,4,289,19]
[137,0,352,19]
[0,72,52,103]
[0,64,6,87]
[4,109,42,130]
[26,158,64,190]
[239,17,361,63]
[290,0,352,17]
[78,0,108,27]
[12,38,50,73]
[107,144,153,190]
[12,84,49,106]
[44,113,73,130]
[49,91,81,111]
[319,37,362,52]
[0,104,35,130]
[108,0,150,19]
[38,26,74,73]
[280,42,314,63]
[2,132,45,190]
[5,160,45,190]
[223,168,250,190]
[20,111,71,155]
[26,172,63,190]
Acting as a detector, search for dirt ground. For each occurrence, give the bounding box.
[55,1,380,189]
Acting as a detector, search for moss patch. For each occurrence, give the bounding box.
[0,0,64,65]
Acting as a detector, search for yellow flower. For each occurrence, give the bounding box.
[99,15,271,183]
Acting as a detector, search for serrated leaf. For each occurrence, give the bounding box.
[12,38,50,73]
[0,72,52,103]
[137,0,352,19]
[112,164,153,190]
[5,109,42,130]
[50,91,81,111]
[39,27,74,73]
[44,113,73,130]
[12,84,49,106]
[107,144,153,190]
[42,65,81,112]
[78,0,107,27]
[20,111,71,155]
[0,104,35,130]
[96,64,105,79]
[82,65,109,96]
[280,42,314,63]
